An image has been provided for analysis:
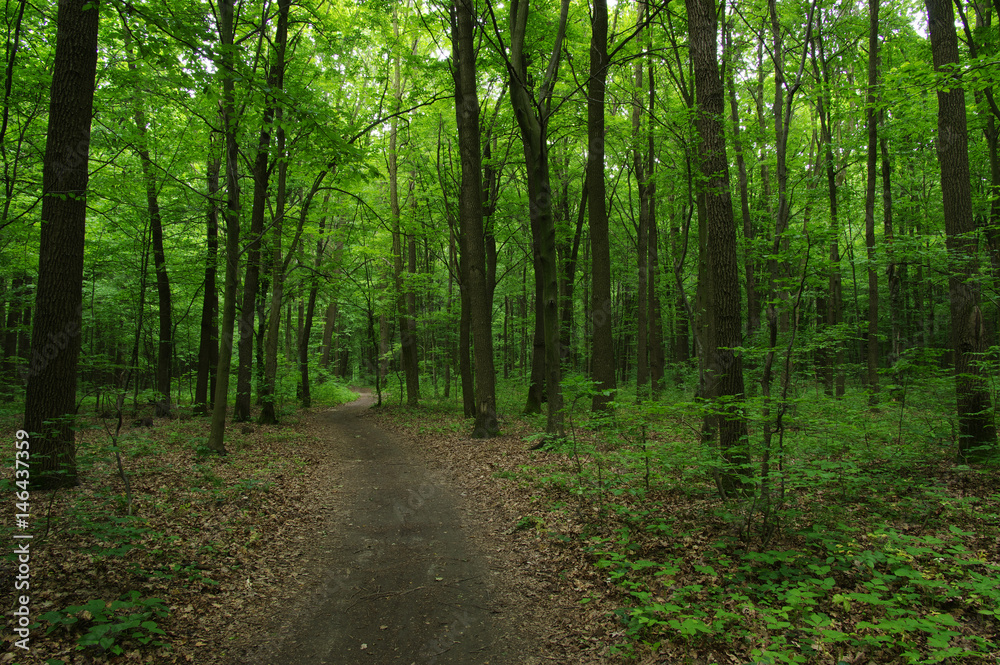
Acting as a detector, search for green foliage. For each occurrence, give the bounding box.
[39,591,170,656]
[496,368,1000,663]
[310,373,359,407]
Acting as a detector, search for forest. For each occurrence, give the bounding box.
[2,0,1000,662]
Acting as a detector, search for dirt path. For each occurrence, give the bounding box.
[234,393,526,665]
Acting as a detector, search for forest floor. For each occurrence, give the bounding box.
[1,390,613,665]
[4,387,999,664]
[221,391,547,665]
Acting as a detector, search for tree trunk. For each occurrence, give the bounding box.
[258,0,290,425]
[523,254,545,415]
[321,302,335,369]
[454,226,475,416]
[300,282,318,408]
[686,0,751,497]
[23,0,99,489]
[207,0,240,455]
[925,0,997,460]
[121,13,174,418]
[724,17,758,337]
[811,18,845,397]
[234,46,281,422]
[389,9,420,407]
[633,0,649,400]
[452,0,498,437]
[4,275,27,381]
[589,0,616,413]
[195,138,220,416]
[508,0,569,435]
[864,0,880,406]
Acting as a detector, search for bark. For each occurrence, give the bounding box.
[864,0,880,406]
[633,0,649,399]
[452,0,498,437]
[258,0,290,425]
[455,226,476,416]
[207,0,240,455]
[300,280,319,408]
[390,9,420,407]
[523,260,544,415]
[121,14,174,417]
[589,0,616,412]
[300,200,332,409]
[321,302,335,369]
[810,19,845,397]
[686,0,750,497]
[508,0,569,435]
[724,17,758,337]
[882,132,901,367]
[558,170,586,373]
[0,0,26,229]
[23,0,99,489]
[644,40,664,394]
[134,105,172,418]
[234,41,282,422]
[195,137,220,415]
[925,0,998,460]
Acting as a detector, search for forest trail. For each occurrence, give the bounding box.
[236,392,525,665]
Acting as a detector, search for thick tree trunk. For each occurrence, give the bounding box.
[925,0,997,460]
[258,0,289,425]
[195,140,220,415]
[453,227,475,416]
[686,0,750,497]
[508,0,568,434]
[452,0,498,437]
[523,260,545,414]
[589,0,615,413]
[207,0,240,455]
[24,0,99,489]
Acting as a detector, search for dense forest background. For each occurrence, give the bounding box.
[3,0,1000,662]
[4,0,999,474]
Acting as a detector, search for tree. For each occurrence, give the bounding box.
[122,9,173,418]
[924,0,997,460]
[685,0,750,497]
[195,134,221,416]
[863,0,879,406]
[23,0,100,489]
[503,0,569,436]
[235,7,284,423]
[259,0,290,425]
[588,0,615,412]
[387,7,421,408]
[207,0,240,455]
[452,0,498,437]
